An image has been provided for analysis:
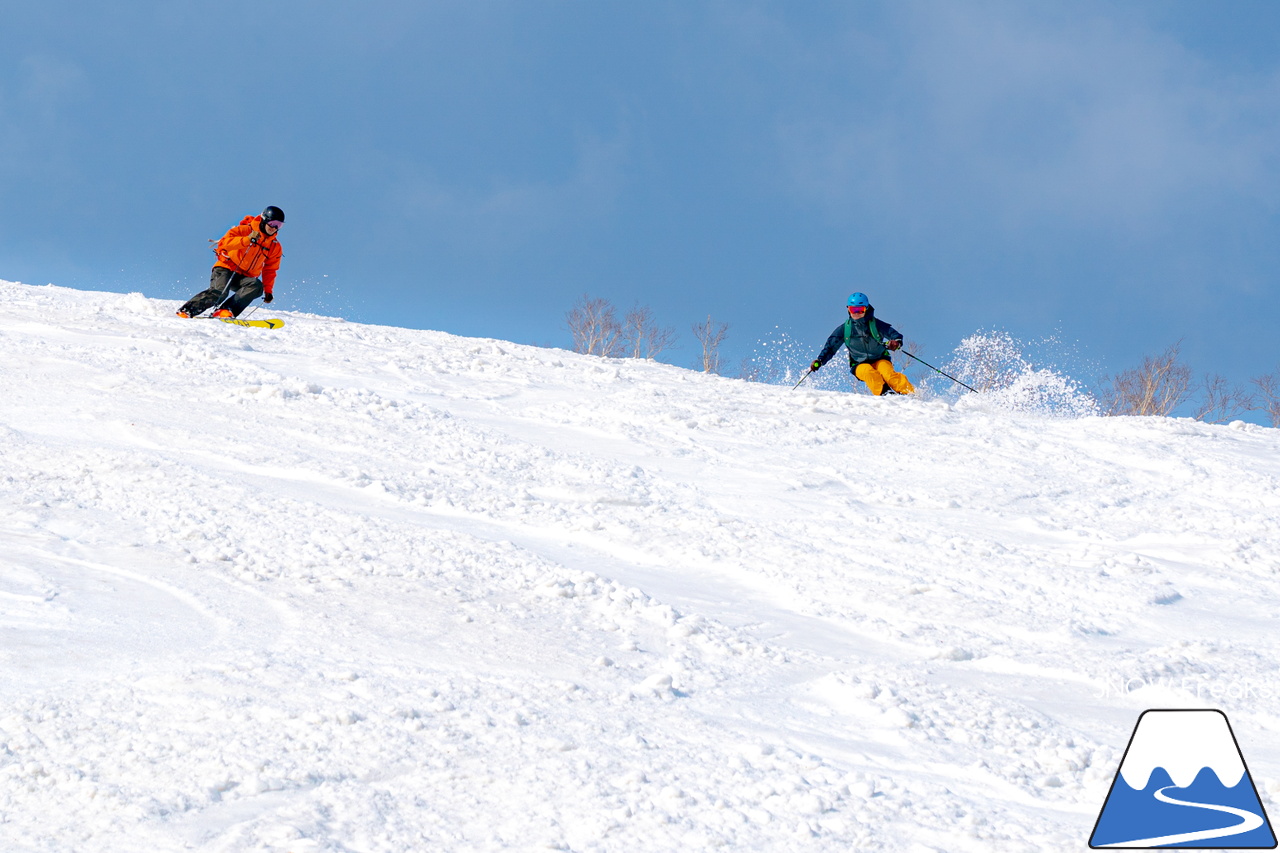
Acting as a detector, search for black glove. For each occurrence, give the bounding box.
[263,292,274,304]
[886,339,902,351]
[810,359,821,372]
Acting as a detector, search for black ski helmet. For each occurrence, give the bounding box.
[261,205,285,225]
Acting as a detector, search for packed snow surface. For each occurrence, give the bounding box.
[2,281,1279,852]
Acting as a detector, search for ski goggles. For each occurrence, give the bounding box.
[848,305,868,314]
[265,220,283,230]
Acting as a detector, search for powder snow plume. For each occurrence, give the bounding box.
[934,329,1100,417]
[746,325,1099,418]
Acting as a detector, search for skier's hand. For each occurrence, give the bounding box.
[886,339,902,351]
[263,292,274,304]
[810,360,821,372]
[247,229,261,246]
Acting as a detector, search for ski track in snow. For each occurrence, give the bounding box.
[1,281,1279,851]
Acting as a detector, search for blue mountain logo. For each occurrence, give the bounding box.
[1091,709,1276,848]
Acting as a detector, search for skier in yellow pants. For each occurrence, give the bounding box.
[809,292,915,396]
[854,358,914,396]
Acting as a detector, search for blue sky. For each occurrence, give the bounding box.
[2,1,1278,401]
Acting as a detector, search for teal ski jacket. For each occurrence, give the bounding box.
[813,309,903,369]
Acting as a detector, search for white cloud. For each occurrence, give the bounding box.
[772,3,1280,235]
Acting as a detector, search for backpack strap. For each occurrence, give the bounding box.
[844,316,889,369]
[844,317,884,344]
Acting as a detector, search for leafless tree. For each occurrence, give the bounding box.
[1099,342,1193,416]
[1193,374,1256,424]
[1252,369,1280,427]
[621,303,678,359]
[897,338,924,389]
[692,314,729,374]
[735,356,767,383]
[565,295,622,357]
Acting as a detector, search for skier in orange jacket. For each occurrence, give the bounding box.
[177,206,284,318]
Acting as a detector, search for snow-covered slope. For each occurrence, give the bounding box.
[2,281,1279,852]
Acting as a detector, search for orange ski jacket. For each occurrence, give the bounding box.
[214,215,282,295]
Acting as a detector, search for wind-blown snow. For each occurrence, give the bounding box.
[2,281,1279,851]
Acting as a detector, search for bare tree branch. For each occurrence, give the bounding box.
[565,295,622,357]
[1251,369,1280,427]
[1099,342,1193,416]
[621,303,677,360]
[899,338,924,388]
[1194,374,1256,424]
[735,357,766,382]
[691,315,728,374]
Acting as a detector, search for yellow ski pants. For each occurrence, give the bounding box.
[854,359,915,396]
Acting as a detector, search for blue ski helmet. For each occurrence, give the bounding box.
[847,292,871,308]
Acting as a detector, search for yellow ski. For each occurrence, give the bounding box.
[216,317,285,329]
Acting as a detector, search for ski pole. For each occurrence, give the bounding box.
[213,270,244,313]
[900,350,978,393]
[792,368,813,390]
